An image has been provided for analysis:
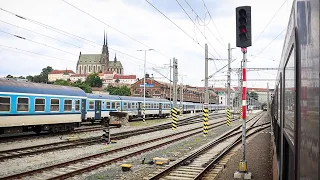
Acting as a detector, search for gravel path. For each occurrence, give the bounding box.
[0,115,223,178]
[215,119,272,180]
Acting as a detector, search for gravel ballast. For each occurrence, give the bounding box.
[0,114,223,178]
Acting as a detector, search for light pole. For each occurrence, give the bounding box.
[137,49,154,121]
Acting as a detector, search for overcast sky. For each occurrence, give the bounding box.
[0,0,293,88]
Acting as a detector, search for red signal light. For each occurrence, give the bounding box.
[241,28,246,33]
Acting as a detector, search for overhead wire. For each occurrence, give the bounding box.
[145,0,203,49]
[184,0,225,49]
[253,0,287,44]
[0,19,81,49]
[61,0,170,59]
[251,28,286,62]
[174,0,222,59]
[200,0,226,47]
[0,7,163,68]
[0,44,76,64]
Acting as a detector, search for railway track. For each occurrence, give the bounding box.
[0,113,225,161]
[145,111,268,180]
[1,113,236,180]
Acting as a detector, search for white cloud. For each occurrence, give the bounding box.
[0,0,293,88]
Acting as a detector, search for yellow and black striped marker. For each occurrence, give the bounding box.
[171,108,178,130]
[142,105,146,122]
[203,108,208,136]
[239,108,242,119]
[179,107,183,116]
[226,108,231,126]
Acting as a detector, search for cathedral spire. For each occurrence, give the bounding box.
[103,30,105,45]
[114,53,117,62]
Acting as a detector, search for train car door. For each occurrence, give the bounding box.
[159,103,162,116]
[95,100,101,120]
[81,99,87,120]
[137,102,142,117]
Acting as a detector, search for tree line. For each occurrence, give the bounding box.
[6,66,131,96]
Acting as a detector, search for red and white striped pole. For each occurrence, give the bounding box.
[242,47,247,120]
[239,47,248,172]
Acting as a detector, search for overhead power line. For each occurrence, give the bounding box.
[0,44,77,64]
[145,0,203,48]
[175,0,221,59]
[254,0,287,44]
[61,0,170,59]
[184,0,225,49]
[0,19,81,49]
[251,28,286,62]
[200,0,226,47]
[0,7,162,67]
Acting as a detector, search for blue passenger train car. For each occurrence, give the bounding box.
[0,78,87,134]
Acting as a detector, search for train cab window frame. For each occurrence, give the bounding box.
[0,96,11,112]
[35,98,45,112]
[50,98,60,112]
[17,97,29,112]
[64,99,72,112]
[89,100,95,110]
[75,99,80,111]
[111,102,116,109]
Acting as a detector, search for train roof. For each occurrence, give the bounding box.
[0,78,87,97]
[119,96,171,102]
[86,93,121,100]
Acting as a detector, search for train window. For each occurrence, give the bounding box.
[75,100,80,111]
[0,97,10,112]
[64,100,72,112]
[123,102,127,110]
[35,98,45,112]
[115,102,120,109]
[111,102,115,109]
[106,101,111,109]
[89,100,94,110]
[128,103,131,109]
[50,99,60,112]
[17,97,29,112]
[284,47,295,143]
[132,103,136,109]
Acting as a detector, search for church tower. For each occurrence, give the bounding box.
[101,31,109,72]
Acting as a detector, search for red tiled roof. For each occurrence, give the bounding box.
[70,74,88,77]
[50,70,75,74]
[113,74,136,79]
[99,71,115,76]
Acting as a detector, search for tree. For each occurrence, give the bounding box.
[53,79,71,86]
[86,73,102,87]
[6,75,13,78]
[40,66,53,83]
[18,76,25,79]
[26,75,34,82]
[73,81,92,93]
[105,85,131,96]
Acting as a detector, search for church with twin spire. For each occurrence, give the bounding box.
[76,32,124,75]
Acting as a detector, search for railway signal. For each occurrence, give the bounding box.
[234,5,252,179]
[236,6,252,48]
